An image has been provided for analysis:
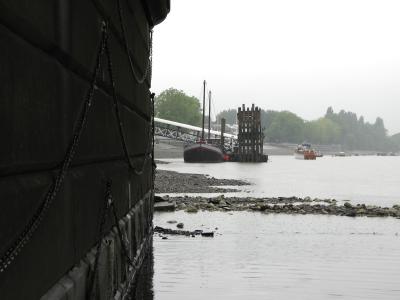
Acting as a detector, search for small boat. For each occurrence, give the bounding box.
[184,80,224,163]
[294,143,317,160]
[334,151,346,157]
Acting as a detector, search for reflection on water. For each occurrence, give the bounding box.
[157,156,400,206]
[150,211,400,300]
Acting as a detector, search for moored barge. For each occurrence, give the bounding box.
[0,1,169,299]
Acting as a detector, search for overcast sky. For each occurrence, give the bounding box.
[151,0,400,134]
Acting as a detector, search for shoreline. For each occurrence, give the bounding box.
[158,195,400,218]
[155,163,400,219]
[154,139,386,160]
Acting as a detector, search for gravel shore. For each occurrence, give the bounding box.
[155,169,249,193]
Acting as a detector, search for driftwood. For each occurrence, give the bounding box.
[154,226,214,237]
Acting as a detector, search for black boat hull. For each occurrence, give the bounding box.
[184,143,224,163]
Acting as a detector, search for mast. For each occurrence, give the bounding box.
[208,90,211,140]
[201,80,206,141]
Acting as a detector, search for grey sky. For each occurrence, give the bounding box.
[151,0,400,134]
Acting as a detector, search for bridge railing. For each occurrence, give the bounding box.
[154,118,237,150]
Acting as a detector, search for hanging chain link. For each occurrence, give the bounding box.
[110,200,133,268]
[149,29,154,83]
[117,0,152,84]
[2,7,156,300]
[0,22,110,274]
[88,180,113,300]
[151,92,157,182]
[89,180,141,300]
[105,33,154,176]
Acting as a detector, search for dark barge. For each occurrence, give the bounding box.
[0,1,169,299]
[184,142,224,163]
[183,80,224,163]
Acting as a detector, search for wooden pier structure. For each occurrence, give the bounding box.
[233,104,268,162]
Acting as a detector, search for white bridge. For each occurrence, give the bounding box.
[154,117,237,148]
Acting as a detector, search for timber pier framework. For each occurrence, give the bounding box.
[233,104,268,162]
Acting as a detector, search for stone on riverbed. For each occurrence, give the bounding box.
[185,206,198,213]
[154,201,176,212]
[209,195,225,205]
[345,210,356,217]
[344,202,353,208]
[356,209,367,215]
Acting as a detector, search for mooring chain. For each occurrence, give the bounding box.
[116,0,152,84]
[151,92,157,188]
[94,181,141,300]
[0,23,110,274]
[0,13,154,273]
[2,10,155,300]
[88,180,113,300]
[109,197,134,268]
[104,34,154,176]
[148,29,154,82]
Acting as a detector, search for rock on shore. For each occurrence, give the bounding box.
[158,195,400,219]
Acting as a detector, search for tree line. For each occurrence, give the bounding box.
[217,107,399,151]
[155,88,399,151]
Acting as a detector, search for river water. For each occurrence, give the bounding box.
[142,156,400,299]
[157,155,400,206]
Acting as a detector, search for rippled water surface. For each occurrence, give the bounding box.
[151,211,400,300]
[158,156,400,206]
[145,156,400,299]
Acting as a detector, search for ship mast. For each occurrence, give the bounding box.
[201,80,206,141]
[208,90,211,140]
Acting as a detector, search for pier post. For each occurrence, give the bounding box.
[220,118,226,151]
[235,104,268,162]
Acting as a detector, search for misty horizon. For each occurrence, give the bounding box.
[152,0,400,135]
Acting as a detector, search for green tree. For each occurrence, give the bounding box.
[324,108,393,150]
[216,106,395,151]
[155,88,202,126]
[261,110,280,132]
[216,109,237,124]
[390,133,400,150]
[304,118,341,144]
[265,111,304,143]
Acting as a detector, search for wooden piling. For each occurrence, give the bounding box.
[235,104,267,162]
[220,118,226,151]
